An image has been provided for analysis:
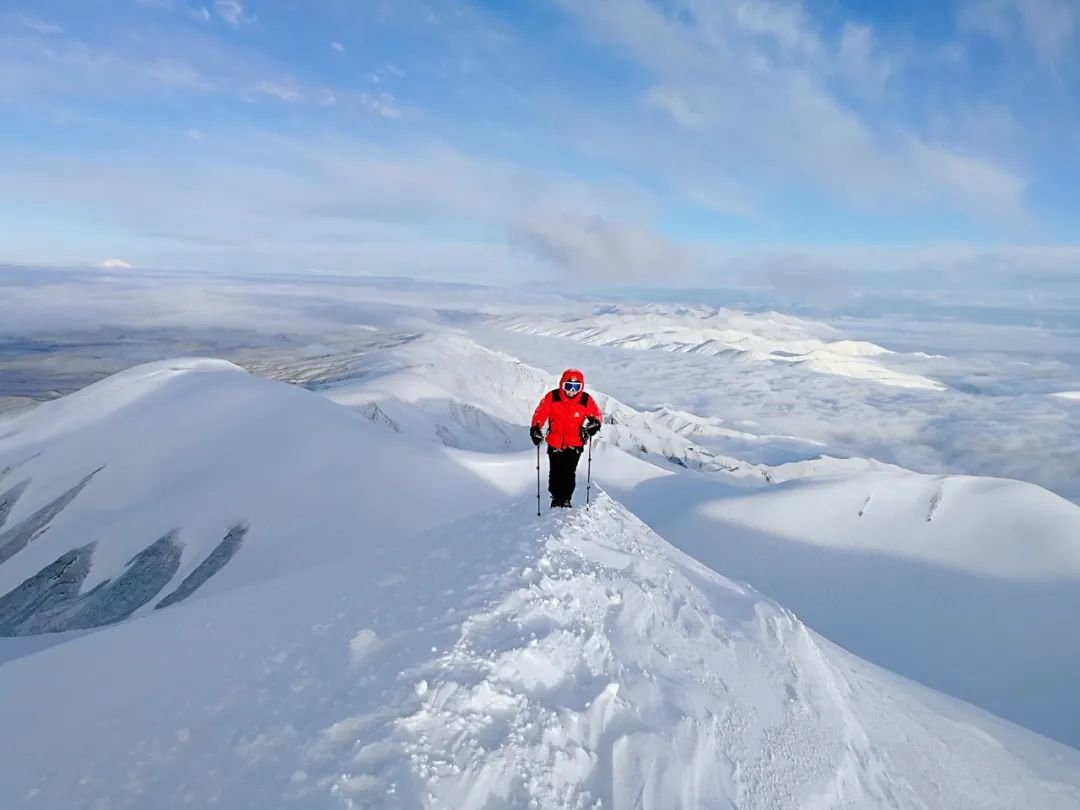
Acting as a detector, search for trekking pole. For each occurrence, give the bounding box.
[536,444,542,517]
[586,434,593,506]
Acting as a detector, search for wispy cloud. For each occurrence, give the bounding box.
[835,22,901,98]
[959,0,1080,73]
[560,0,1028,221]
[355,92,405,119]
[257,80,300,103]
[148,58,211,90]
[11,14,63,35]
[0,134,666,277]
[213,0,245,27]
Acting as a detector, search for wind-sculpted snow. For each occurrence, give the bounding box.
[1,494,1078,809]
[496,305,945,391]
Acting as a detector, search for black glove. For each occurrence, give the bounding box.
[580,416,601,444]
[529,425,544,446]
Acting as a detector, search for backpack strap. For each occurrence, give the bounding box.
[579,392,591,408]
[551,388,562,403]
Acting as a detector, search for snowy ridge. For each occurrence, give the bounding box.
[2,492,1078,809]
[323,333,765,481]
[764,455,910,482]
[496,305,944,390]
[649,405,827,464]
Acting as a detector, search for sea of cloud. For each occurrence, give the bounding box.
[2,265,1077,501]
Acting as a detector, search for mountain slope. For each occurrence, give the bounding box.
[600,456,1080,747]
[2,493,1078,809]
[0,358,531,634]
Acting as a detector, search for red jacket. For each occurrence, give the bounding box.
[532,369,603,450]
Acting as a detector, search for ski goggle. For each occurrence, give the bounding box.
[562,379,582,395]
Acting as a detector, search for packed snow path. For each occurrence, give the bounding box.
[2,494,1078,809]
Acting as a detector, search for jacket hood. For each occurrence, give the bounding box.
[559,368,585,391]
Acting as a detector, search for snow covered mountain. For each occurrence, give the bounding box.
[320,332,766,482]
[3,349,1080,807]
[0,358,530,635]
[496,304,944,390]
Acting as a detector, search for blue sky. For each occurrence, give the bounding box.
[0,0,1077,288]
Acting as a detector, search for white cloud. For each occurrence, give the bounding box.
[732,0,821,59]
[148,58,210,90]
[99,259,133,269]
[836,22,899,97]
[258,81,300,103]
[13,14,63,35]
[906,139,1026,221]
[510,211,691,279]
[960,0,1079,72]
[356,92,404,119]
[643,86,706,130]
[214,0,245,26]
[330,41,345,53]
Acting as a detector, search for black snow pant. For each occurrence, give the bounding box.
[548,446,583,506]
